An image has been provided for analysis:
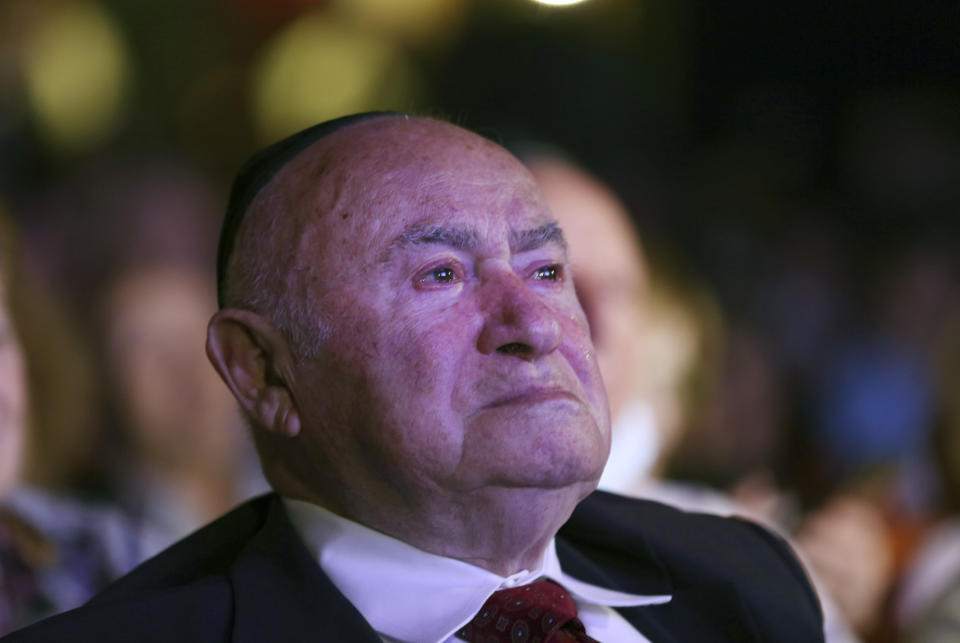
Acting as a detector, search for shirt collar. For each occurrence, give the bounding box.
[283,497,671,643]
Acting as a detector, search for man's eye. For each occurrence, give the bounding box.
[532,264,562,281]
[431,266,457,282]
[417,265,460,286]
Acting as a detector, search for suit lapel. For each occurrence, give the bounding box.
[556,531,760,643]
[617,583,760,643]
[555,538,678,643]
[228,495,381,643]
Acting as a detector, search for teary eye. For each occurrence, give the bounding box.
[431,266,457,283]
[415,263,462,289]
[532,264,562,281]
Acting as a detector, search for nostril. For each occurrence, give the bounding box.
[496,342,531,356]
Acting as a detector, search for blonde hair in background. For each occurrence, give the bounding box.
[0,206,100,490]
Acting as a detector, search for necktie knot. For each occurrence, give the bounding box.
[458,580,599,642]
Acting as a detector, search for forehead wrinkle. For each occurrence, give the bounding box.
[417,172,519,189]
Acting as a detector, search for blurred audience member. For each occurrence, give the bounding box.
[793,491,894,637]
[895,309,960,641]
[0,210,140,635]
[98,262,265,554]
[21,158,266,553]
[525,153,892,641]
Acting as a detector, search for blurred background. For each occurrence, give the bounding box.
[0,0,959,640]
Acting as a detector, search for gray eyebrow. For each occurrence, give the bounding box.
[383,220,565,261]
[510,221,566,253]
[387,223,480,255]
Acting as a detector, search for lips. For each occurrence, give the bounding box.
[482,387,581,410]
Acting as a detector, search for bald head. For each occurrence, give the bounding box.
[219,113,543,356]
[217,111,400,308]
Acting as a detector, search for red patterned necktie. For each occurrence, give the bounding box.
[458,580,600,642]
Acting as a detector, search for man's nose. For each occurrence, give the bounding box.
[476,272,562,359]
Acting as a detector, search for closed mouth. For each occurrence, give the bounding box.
[483,387,580,410]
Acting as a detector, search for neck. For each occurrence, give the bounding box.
[426,485,589,575]
[280,473,594,576]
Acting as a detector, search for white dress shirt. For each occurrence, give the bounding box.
[283,498,670,643]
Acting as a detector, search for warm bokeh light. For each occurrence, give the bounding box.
[251,12,421,143]
[21,1,129,153]
[332,0,468,47]
[530,0,591,6]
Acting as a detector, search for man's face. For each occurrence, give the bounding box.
[280,119,610,502]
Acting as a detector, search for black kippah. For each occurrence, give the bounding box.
[216,110,405,307]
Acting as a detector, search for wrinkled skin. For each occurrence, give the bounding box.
[211,117,611,574]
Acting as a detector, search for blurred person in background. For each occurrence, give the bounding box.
[98,260,266,554]
[35,159,270,553]
[0,209,141,635]
[799,240,960,641]
[894,305,960,642]
[20,158,267,553]
[525,152,891,641]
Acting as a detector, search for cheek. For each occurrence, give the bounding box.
[355,307,479,479]
[558,311,608,410]
[558,308,595,369]
[395,295,479,372]
[341,298,478,424]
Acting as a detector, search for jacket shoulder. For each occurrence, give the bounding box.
[560,491,824,641]
[2,577,233,643]
[564,490,816,587]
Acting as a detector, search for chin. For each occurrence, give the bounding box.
[457,405,609,489]
[483,450,608,491]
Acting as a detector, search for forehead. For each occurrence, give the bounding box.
[280,118,554,259]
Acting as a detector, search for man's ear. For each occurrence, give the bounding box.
[206,309,301,438]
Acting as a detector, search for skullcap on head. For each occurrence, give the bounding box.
[216,110,404,307]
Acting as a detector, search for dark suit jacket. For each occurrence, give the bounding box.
[2,491,824,642]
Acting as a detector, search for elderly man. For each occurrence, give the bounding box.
[3,113,823,642]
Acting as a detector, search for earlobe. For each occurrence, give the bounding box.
[255,387,301,438]
[206,309,301,438]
